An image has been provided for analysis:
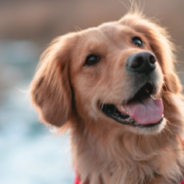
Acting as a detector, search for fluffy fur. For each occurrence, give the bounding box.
[30,13,184,184]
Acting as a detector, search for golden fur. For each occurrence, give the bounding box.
[30,13,184,184]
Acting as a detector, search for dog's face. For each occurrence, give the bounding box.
[31,13,182,135]
[70,22,165,135]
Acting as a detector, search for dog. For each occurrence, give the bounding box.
[30,12,184,184]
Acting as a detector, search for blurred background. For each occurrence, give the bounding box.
[0,0,184,184]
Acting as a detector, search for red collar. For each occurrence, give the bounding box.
[74,174,80,184]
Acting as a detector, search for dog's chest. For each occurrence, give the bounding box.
[76,150,160,184]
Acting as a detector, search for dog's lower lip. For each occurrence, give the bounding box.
[100,104,164,127]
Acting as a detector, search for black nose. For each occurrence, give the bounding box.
[126,51,156,74]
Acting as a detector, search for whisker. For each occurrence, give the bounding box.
[118,0,129,12]
[74,25,83,32]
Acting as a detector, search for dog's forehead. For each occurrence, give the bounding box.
[74,21,134,52]
[79,21,132,41]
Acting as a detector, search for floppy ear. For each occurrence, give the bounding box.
[119,13,182,94]
[30,35,74,127]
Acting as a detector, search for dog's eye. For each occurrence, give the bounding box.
[85,54,100,66]
[132,37,144,47]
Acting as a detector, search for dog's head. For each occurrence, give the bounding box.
[31,13,182,135]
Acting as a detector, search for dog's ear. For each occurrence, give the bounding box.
[30,35,75,127]
[119,13,182,94]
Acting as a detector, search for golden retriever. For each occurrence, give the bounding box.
[30,12,184,184]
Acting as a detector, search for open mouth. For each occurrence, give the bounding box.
[100,83,164,128]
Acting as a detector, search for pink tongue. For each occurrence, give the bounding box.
[124,97,163,125]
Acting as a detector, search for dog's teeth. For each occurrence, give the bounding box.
[121,105,129,114]
[145,88,149,94]
[150,95,156,99]
[121,105,126,111]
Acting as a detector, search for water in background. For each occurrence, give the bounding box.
[0,40,74,184]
